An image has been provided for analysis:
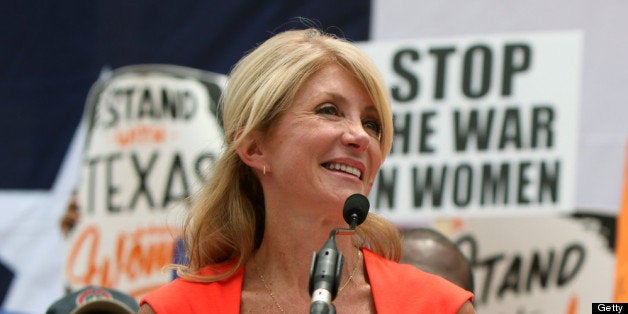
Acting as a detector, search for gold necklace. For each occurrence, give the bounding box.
[338,249,361,292]
[255,264,285,313]
[254,249,361,313]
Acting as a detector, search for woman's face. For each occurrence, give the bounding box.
[261,63,384,211]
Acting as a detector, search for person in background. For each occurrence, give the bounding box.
[46,285,139,314]
[60,191,80,237]
[140,27,474,313]
[400,227,475,293]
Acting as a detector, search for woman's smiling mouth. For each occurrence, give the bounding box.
[322,162,362,180]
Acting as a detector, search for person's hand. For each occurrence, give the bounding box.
[60,194,80,236]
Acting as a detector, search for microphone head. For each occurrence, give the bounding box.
[343,194,370,227]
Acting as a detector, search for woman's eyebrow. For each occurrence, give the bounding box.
[321,91,378,114]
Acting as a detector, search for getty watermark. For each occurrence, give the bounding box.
[593,303,628,313]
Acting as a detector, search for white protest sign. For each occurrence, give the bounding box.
[440,214,614,314]
[65,65,226,297]
[359,31,582,222]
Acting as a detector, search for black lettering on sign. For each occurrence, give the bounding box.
[411,159,560,209]
[390,111,439,156]
[480,163,510,205]
[502,43,531,96]
[412,165,447,208]
[391,48,420,102]
[459,234,587,305]
[453,163,473,207]
[428,46,456,100]
[374,166,398,209]
[392,112,412,155]
[462,45,492,99]
[388,42,532,102]
[453,105,555,152]
[419,111,438,153]
[129,151,158,210]
[557,243,585,286]
[85,156,101,214]
[531,106,554,148]
[106,153,123,212]
[98,85,199,129]
[83,150,215,214]
[454,108,495,152]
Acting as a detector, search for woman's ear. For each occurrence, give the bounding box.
[235,130,266,173]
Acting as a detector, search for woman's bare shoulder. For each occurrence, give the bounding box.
[138,303,156,314]
[457,300,475,314]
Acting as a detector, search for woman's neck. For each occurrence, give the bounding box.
[251,213,359,288]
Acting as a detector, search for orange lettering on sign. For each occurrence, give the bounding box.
[114,124,167,147]
[66,223,178,290]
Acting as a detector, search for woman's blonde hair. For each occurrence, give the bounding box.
[174,28,401,281]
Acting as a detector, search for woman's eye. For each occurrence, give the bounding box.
[315,104,339,116]
[363,119,382,136]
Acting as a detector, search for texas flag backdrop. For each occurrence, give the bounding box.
[2,1,628,313]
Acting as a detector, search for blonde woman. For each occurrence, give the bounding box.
[140,28,474,313]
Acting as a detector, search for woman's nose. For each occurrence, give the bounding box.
[341,119,370,151]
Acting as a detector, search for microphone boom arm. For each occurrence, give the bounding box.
[308,194,370,314]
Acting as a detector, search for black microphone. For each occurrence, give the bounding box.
[309,194,370,314]
[343,193,369,229]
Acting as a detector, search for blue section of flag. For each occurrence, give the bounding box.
[0,0,371,190]
[0,260,14,307]
[0,2,371,312]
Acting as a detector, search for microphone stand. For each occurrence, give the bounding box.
[308,214,360,314]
